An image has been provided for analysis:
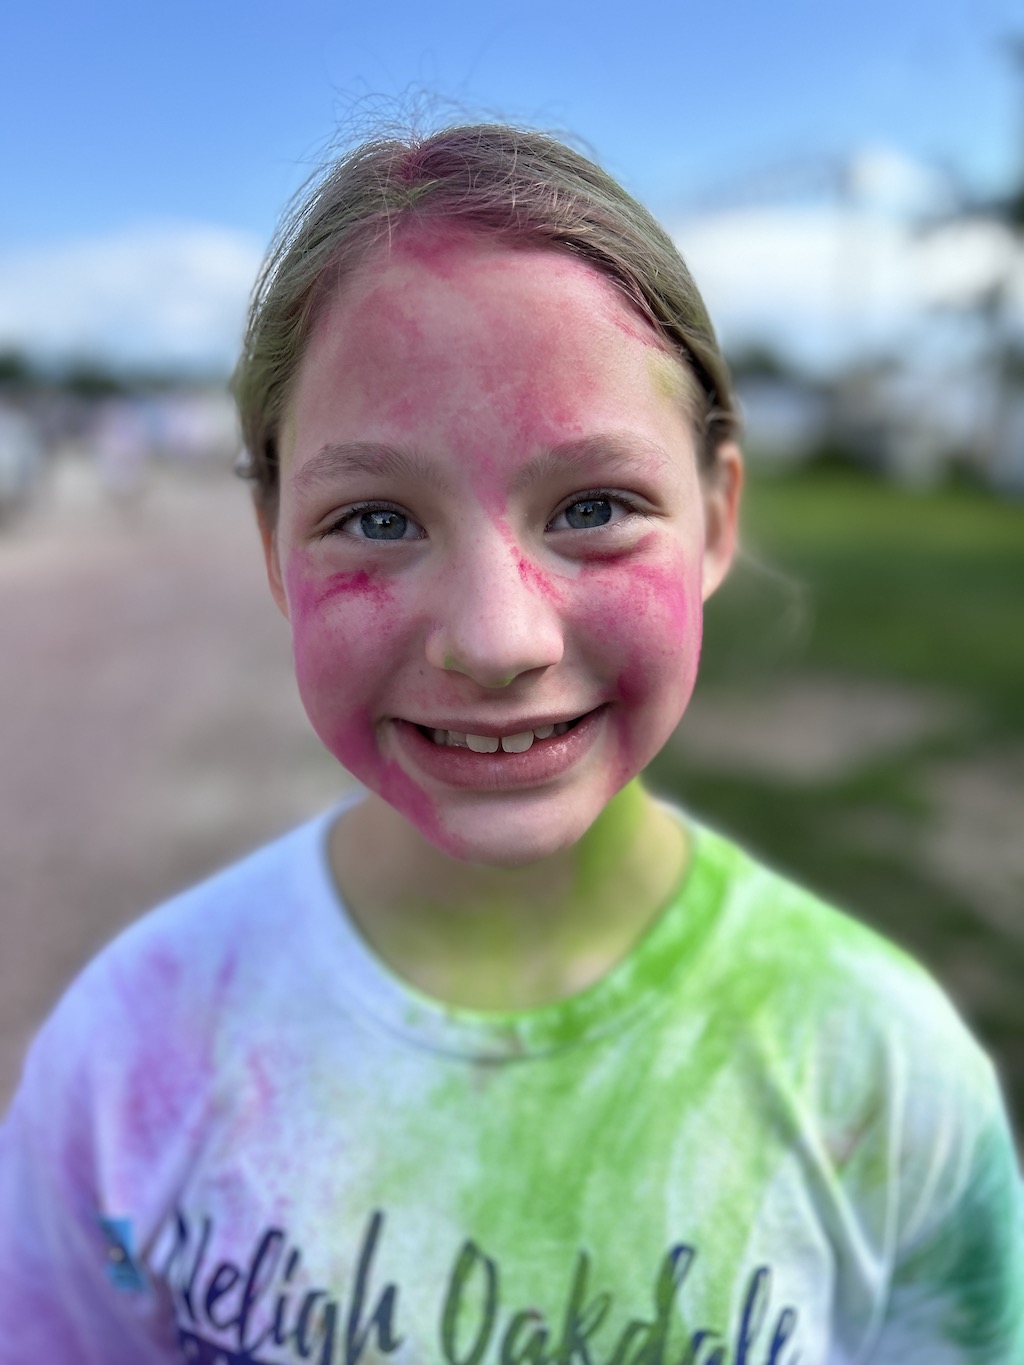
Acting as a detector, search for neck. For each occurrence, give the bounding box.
[329,781,688,1010]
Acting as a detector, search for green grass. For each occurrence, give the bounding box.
[647,467,1024,1131]
[712,470,1024,722]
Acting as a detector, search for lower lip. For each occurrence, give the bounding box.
[391,708,606,791]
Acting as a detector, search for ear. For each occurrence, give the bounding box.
[700,441,743,602]
[255,494,290,620]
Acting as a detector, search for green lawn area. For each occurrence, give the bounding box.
[647,467,1024,1131]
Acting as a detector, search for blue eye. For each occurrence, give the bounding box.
[563,497,613,529]
[358,509,409,540]
[323,502,424,542]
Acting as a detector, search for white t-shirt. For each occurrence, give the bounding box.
[1,808,1021,1363]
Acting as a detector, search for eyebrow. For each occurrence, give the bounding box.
[290,432,674,497]
[509,433,675,492]
[290,442,453,495]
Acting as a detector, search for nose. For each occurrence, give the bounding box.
[424,535,564,688]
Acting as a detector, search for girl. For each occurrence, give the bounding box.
[0,124,1020,1364]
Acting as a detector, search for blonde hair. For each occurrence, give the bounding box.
[233,124,738,515]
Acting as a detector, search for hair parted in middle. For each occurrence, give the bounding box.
[233,123,739,515]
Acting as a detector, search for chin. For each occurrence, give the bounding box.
[426,793,608,869]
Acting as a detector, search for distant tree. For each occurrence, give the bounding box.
[59,361,128,399]
[726,342,805,384]
[0,350,38,390]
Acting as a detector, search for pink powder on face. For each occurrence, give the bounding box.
[609,571,702,716]
[572,551,704,781]
[515,551,564,604]
[598,296,665,351]
[615,561,694,638]
[285,559,395,621]
[316,569,394,612]
[391,225,477,279]
[330,234,605,470]
[380,760,461,855]
[324,709,464,857]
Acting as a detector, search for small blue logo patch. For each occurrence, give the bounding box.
[98,1216,148,1293]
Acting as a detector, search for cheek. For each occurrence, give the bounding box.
[576,554,700,658]
[282,553,460,851]
[615,561,702,690]
[575,553,703,735]
[286,560,396,617]
[283,555,397,749]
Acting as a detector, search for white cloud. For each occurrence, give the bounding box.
[845,146,954,217]
[0,224,264,372]
[674,204,1022,370]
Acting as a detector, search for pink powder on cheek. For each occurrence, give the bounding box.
[316,569,394,612]
[515,551,564,604]
[609,571,703,743]
[285,558,395,620]
[378,764,467,858]
[618,561,694,639]
[573,555,703,773]
[574,556,698,654]
[322,710,468,860]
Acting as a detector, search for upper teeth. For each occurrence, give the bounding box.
[431,722,569,752]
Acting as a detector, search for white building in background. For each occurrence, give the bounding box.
[143,388,240,464]
[0,382,243,525]
[735,361,1024,491]
[0,403,44,518]
[86,388,239,467]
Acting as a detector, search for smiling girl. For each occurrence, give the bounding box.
[0,125,1020,1363]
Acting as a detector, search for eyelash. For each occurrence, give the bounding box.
[321,501,423,541]
[321,490,644,540]
[546,489,642,532]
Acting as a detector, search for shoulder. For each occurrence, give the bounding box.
[684,823,1024,1360]
[679,820,1011,1181]
[3,812,339,1182]
[44,810,336,1039]
[689,819,988,1068]
[687,820,1018,1216]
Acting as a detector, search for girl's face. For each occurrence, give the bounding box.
[263,231,739,866]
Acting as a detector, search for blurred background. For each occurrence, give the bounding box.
[1,0,1022,1135]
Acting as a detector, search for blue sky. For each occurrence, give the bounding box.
[1,0,1022,369]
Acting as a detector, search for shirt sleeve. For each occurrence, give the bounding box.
[869,1041,1024,1363]
[0,983,180,1362]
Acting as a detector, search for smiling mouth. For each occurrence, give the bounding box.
[414,714,587,754]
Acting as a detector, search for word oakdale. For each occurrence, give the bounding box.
[159,1208,800,1365]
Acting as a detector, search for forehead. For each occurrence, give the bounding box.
[338,225,654,322]
[285,229,697,469]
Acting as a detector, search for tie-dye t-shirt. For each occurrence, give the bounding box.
[1,808,1021,1364]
